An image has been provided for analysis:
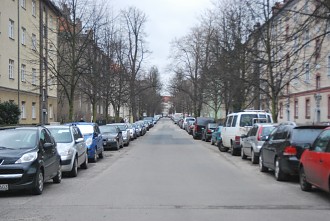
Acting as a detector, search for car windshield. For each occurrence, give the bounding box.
[115,125,127,131]
[0,129,37,149]
[100,125,117,133]
[292,128,325,143]
[48,128,72,143]
[76,125,93,135]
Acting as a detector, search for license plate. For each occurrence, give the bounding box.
[103,142,107,146]
[0,184,8,191]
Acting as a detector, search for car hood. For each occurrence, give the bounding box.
[56,142,74,152]
[101,133,117,138]
[0,148,35,164]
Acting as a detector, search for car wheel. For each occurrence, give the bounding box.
[218,142,228,152]
[274,158,287,181]
[90,151,97,163]
[251,150,258,164]
[231,143,237,156]
[299,166,312,191]
[98,150,104,159]
[259,152,268,172]
[211,139,214,145]
[68,157,78,177]
[241,148,247,159]
[32,169,44,195]
[116,142,120,150]
[53,164,62,184]
[80,153,88,169]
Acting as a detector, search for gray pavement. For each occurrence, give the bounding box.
[1,118,330,221]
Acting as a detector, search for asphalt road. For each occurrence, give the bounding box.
[1,118,330,221]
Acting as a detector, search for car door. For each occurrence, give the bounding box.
[73,126,85,165]
[304,130,330,190]
[262,126,285,168]
[94,125,103,154]
[40,129,57,180]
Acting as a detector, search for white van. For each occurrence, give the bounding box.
[220,110,273,156]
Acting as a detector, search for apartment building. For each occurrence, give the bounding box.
[247,0,330,124]
[0,0,60,124]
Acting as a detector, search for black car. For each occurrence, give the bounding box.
[0,126,62,195]
[202,123,218,142]
[192,117,215,140]
[259,122,327,181]
[99,125,124,150]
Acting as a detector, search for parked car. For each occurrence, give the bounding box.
[240,123,277,164]
[66,122,103,163]
[192,117,215,140]
[110,123,130,146]
[0,126,61,195]
[46,125,88,177]
[187,120,195,135]
[202,123,218,142]
[221,110,273,156]
[172,113,183,124]
[135,121,147,135]
[211,125,223,148]
[127,123,137,140]
[132,123,141,137]
[299,127,330,193]
[144,117,154,128]
[183,117,195,131]
[99,124,124,150]
[259,122,327,181]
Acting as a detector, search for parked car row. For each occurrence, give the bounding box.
[180,110,330,194]
[0,117,159,195]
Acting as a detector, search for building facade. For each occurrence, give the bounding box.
[0,0,60,124]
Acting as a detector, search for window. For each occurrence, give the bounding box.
[32,0,36,16]
[328,96,330,118]
[305,63,310,82]
[8,59,14,79]
[8,19,14,39]
[32,102,36,119]
[32,33,36,50]
[49,104,53,119]
[21,101,26,119]
[279,102,283,119]
[304,29,310,46]
[294,100,298,119]
[315,38,321,61]
[305,99,310,119]
[21,64,26,82]
[316,75,320,89]
[327,54,330,76]
[21,0,26,9]
[32,68,36,85]
[21,27,26,45]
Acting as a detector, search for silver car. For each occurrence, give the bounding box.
[240,123,277,164]
[110,123,131,146]
[46,125,88,177]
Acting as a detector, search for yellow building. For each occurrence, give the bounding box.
[0,0,59,124]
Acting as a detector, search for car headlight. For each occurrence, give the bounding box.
[86,137,92,146]
[59,147,74,157]
[15,152,38,164]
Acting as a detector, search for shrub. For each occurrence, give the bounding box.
[0,101,21,125]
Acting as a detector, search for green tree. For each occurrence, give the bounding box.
[0,101,20,125]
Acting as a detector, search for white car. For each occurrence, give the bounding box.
[220,110,273,156]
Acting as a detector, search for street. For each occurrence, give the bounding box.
[1,118,330,221]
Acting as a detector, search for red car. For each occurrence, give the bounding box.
[299,127,330,193]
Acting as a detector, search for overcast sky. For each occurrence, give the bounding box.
[109,0,214,82]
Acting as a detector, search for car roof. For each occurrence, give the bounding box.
[66,122,97,126]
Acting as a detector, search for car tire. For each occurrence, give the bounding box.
[115,142,120,150]
[259,152,268,172]
[90,151,97,163]
[251,149,258,164]
[299,166,312,191]
[98,151,104,159]
[211,139,214,145]
[274,158,288,181]
[32,169,44,195]
[80,153,88,169]
[241,148,247,159]
[68,157,78,177]
[218,143,228,152]
[231,143,237,156]
[53,164,62,184]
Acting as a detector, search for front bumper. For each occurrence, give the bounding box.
[60,155,74,172]
[0,161,38,192]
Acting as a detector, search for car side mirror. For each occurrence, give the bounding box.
[75,138,84,143]
[43,142,53,149]
[262,135,270,141]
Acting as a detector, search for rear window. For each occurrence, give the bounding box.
[292,128,324,143]
[197,118,215,125]
[208,123,218,128]
[239,114,258,127]
[48,128,72,143]
[261,126,276,136]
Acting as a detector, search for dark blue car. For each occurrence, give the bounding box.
[66,122,103,163]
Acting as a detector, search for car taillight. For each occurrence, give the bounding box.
[283,146,297,156]
[207,129,212,133]
[257,127,263,141]
[195,125,198,131]
[235,136,240,144]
